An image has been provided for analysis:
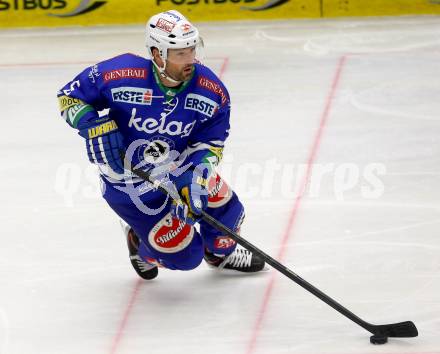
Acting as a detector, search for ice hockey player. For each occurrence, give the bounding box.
[57,10,265,280]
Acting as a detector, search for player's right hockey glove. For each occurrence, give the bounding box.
[170,165,210,225]
[78,117,125,174]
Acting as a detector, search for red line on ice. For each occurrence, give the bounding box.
[245,55,348,354]
[0,56,228,68]
[0,61,95,68]
[218,56,229,78]
[109,279,142,354]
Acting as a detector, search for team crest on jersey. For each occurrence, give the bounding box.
[137,136,175,167]
[111,87,153,105]
[149,214,194,253]
[184,94,218,118]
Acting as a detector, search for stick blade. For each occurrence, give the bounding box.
[374,321,418,338]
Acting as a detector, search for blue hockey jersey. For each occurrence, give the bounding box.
[58,53,230,192]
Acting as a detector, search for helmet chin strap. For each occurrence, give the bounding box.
[152,59,182,85]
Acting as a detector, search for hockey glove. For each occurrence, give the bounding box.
[78,117,125,174]
[170,165,210,225]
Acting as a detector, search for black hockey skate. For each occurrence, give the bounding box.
[204,247,266,273]
[127,228,158,280]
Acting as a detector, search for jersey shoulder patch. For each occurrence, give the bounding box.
[92,54,150,85]
[193,64,230,107]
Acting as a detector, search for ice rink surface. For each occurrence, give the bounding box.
[1,15,439,354]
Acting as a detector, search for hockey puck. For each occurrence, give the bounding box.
[370,335,388,345]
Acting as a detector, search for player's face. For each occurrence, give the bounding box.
[165,47,196,82]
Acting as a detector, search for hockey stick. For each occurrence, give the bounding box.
[123,156,418,344]
[198,211,418,344]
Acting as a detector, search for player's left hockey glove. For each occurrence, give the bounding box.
[170,165,210,225]
[78,117,125,174]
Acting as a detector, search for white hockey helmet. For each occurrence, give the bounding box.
[146,10,202,63]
